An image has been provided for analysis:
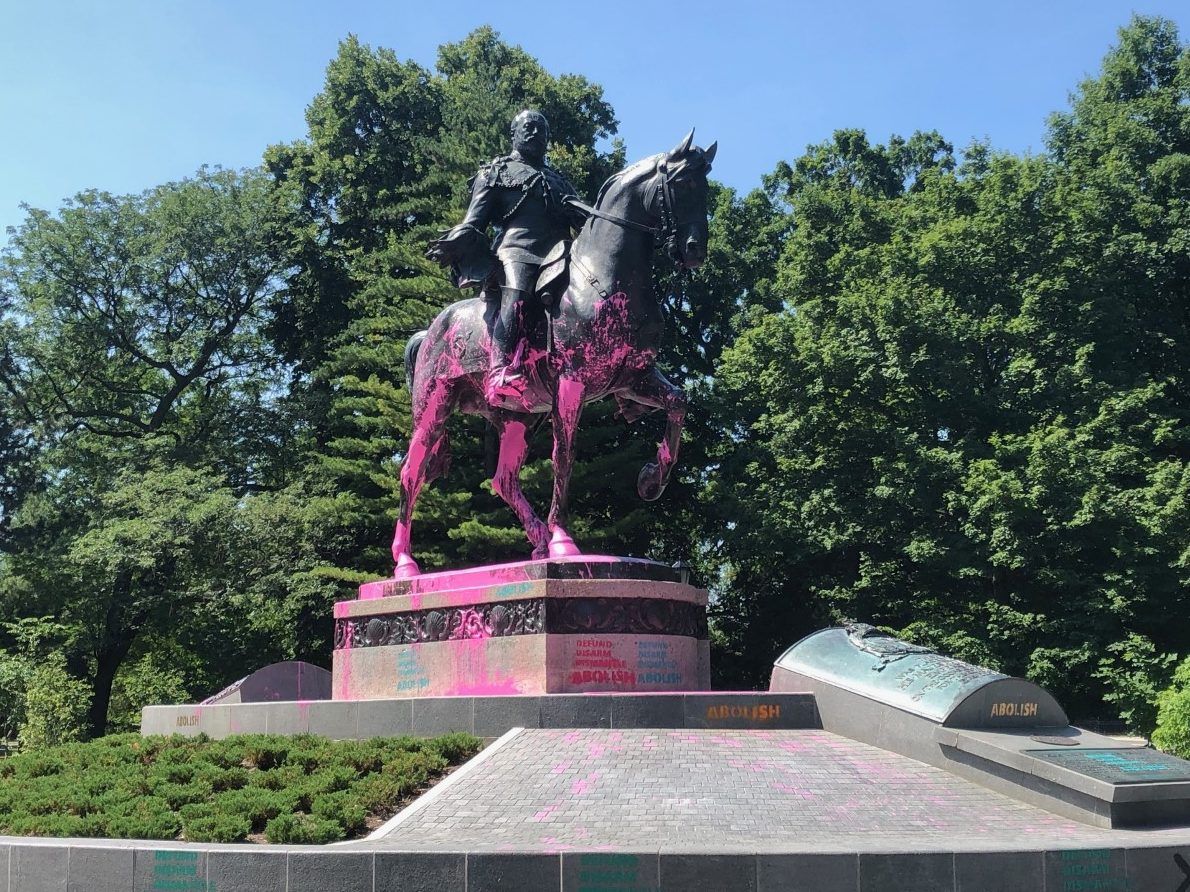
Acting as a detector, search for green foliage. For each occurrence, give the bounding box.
[263,812,344,844]
[1094,634,1179,732]
[0,166,299,736]
[181,811,252,844]
[0,651,26,740]
[1153,657,1190,758]
[0,732,481,842]
[703,16,1190,719]
[310,790,368,835]
[423,731,485,763]
[0,619,91,747]
[106,645,199,735]
[18,654,92,749]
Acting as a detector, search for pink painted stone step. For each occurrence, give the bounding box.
[357,555,680,600]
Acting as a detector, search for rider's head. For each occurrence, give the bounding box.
[511,110,550,164]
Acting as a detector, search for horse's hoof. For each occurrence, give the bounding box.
[394,553,421,579]
[548,528,581,558]
[637,463,666,501]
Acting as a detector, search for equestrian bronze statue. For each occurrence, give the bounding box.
[398,114,715,577]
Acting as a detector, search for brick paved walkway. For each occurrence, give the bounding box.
[368,728,1172,852]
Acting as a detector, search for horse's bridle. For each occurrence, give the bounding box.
[564,158,686,256]
[565,159,696,302]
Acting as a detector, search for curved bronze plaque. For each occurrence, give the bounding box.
[773,626,1067,728]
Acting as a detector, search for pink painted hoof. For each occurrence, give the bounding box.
[548,528,581,558]
[394,553,421,579]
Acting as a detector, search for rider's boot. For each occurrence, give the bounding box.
[485,287,529,404]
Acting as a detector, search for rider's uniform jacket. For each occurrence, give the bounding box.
[460,154,583,274]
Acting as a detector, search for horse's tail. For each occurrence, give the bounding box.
[404,330,428,391]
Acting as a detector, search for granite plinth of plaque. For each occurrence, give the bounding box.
[770,624,1190,828]
[332,556,711,700]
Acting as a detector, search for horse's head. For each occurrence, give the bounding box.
[654,129,716,269]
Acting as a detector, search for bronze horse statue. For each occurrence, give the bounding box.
[393,131,715,577]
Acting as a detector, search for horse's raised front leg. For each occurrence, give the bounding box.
[392,380,456,578]
[490,413,550,559]
[547,377,585,557]
[618,368,687,501]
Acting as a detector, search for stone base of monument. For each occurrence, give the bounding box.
[331,556,710,699]
[770,625,1190,829]
[126,621,1190,892]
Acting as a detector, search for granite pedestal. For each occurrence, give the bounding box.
[332,557,711,700]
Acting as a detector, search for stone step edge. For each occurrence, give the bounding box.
[141,692,821,739]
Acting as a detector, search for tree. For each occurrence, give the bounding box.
[1153,656,1190,758]
[0,167,295,735]
[700,17,1189,720]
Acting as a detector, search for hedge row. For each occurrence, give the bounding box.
[0,732,481,843]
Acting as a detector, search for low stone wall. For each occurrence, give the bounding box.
[141,692,819,739]
[2,836,1189,891]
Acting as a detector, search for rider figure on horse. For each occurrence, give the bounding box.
[429,110,586,405]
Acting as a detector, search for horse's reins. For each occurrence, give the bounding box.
[563,160,687,305]
[563,160,680,244]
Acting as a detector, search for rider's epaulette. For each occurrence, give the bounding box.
[481,156,543,190]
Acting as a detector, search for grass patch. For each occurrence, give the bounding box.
[0,732,481,844]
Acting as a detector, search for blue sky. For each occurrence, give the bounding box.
[1,1,1183,236]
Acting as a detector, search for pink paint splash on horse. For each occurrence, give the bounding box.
[393,132,716,577]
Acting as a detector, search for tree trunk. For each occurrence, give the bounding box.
[86,575,140,738]
[87,644,130,738]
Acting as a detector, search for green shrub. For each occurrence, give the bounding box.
[247,763,305,791]
[0,730,480,843]
[104,803,181,840]
[152,762,198,785]
[159,780,213,810]
[201,765,249,792]
[1152,656,1190,758]
[238,736,292,770]
[18,752,66,778]
[302,764,356,796]
[182,812,251,843]
[213,787,293,831]
[311,791,368,836]
[18,656,92,750]
[7,814,95,837]
[423,732,482,763]
[263,812,344,844]
[352,752,437,812]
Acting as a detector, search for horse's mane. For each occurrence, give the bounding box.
[593,153,665,209]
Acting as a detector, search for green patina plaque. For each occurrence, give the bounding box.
[774,626,1067,727]
[1030,748,1190,785]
